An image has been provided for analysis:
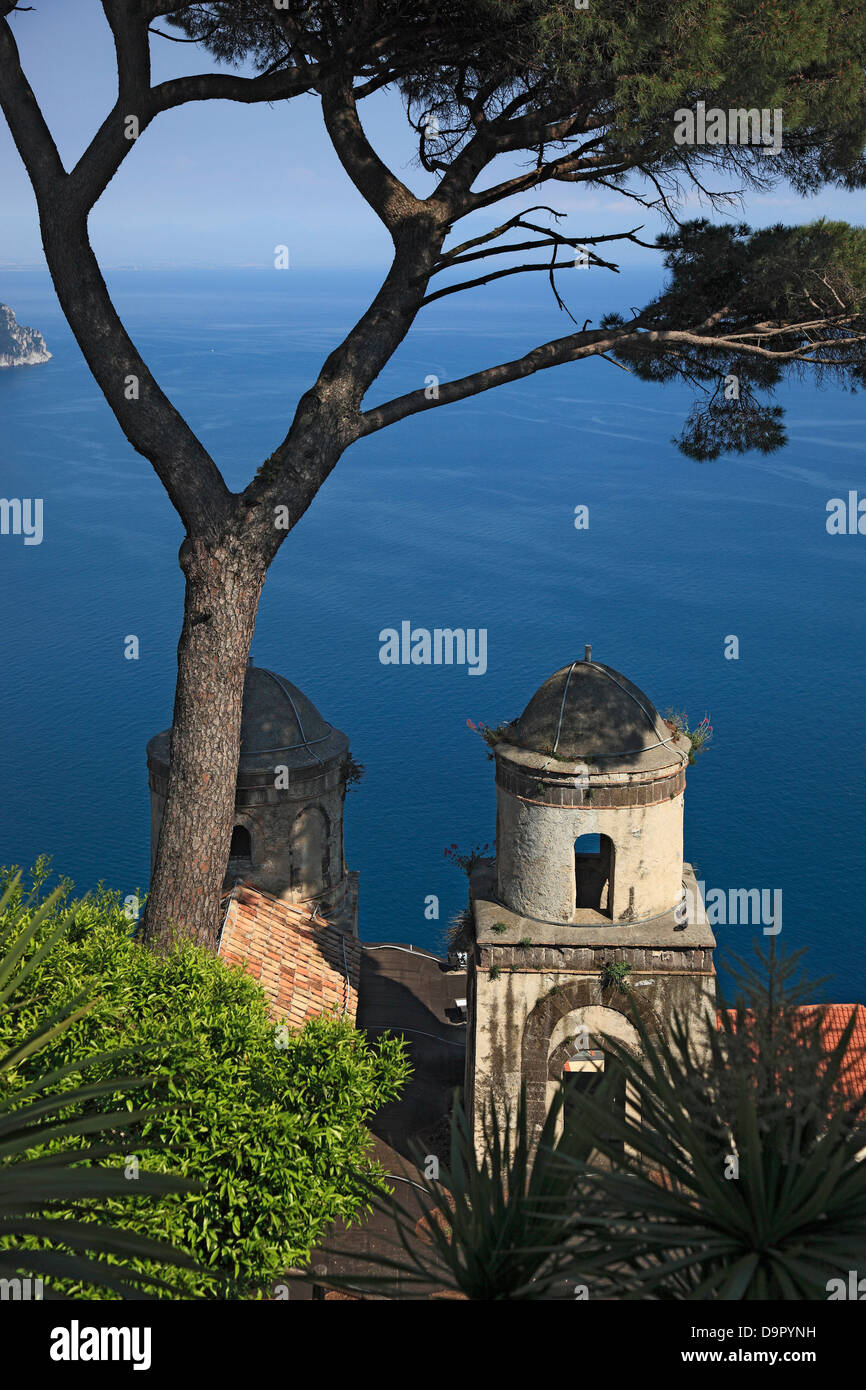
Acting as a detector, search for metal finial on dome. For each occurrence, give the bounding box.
[584,644,592,662]
[247,654,254,668]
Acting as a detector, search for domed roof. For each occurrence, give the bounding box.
[511,658,671,761]
[240,665,331,755]
[147,662,348,774]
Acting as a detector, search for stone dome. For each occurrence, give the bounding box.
[147,662,349,775]
[238,665,346,765]
[511,658,671,761]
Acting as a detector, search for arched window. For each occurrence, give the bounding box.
[290,806,331,899]
[574,834,614,917]
[229,825,252,862]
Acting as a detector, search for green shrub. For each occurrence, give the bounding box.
[598,961,632,993]
[0,867,409,1298]
[0,862,198,1299]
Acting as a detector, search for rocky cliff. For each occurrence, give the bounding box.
[0,303,51,367]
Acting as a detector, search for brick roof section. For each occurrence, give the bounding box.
[218,883,361,1030]
[718,1003,866,1103]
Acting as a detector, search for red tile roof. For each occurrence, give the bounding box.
[218,883,361,1030]
[718,1004,866,1103]
[805,1004,866,1099]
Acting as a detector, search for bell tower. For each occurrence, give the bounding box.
[147,659,358,931]
[464,650,716,1154]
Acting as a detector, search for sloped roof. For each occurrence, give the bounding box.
[798,1004,866,1099]
[218,883,360,1028]
[718,1004,866,1103]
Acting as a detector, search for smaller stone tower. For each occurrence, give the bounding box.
[464,649,715,1154]
[147,661,357,929]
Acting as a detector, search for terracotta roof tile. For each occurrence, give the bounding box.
[218,883,360,1028]
[718,1004,866,1105]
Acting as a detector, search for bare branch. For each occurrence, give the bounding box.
[69,63,318,212]
[358,317,866,437]
[0,17,67,193]
[468,152,644,212]
[321,77,421,230]
[421,247,620,306]
[359,325,637,436]
[441,206,566,260]
[432,222,654,276]
[148,25,218,45]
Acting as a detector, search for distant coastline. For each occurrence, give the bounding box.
[0,302,51,367]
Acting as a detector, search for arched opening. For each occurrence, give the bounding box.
[545,1007,642,1157]
[230,825,252,860]
[562,1045,627,1155]
[574,834,615,917]
[226,824,253,883]
[290,806,331,900]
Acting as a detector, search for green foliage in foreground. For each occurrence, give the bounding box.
[317,1086,605,1301]
[331,943,866,1300]
[0,863,197,1299]
[555,945,866,1299]
[0,863,409,1298]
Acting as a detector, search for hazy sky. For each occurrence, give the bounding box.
[1,1,864,270]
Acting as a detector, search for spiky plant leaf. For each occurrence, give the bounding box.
[0,872,203,1297]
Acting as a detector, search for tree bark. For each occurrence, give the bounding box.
[141,535,266,953]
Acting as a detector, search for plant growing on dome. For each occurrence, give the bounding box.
[664,710,714,764]
[540,743,579,763]
[344,754,366,791]
[466,720,515,760]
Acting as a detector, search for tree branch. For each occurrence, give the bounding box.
[0,17,67,194]
[431,223,654,276]
[38,214,233,537]
[69,63,318,213]
[359,325,634,436]
[421,249,620,306]
[320,77,421,230]
[468,152,644,212]
[358,317,866,437]
[101,0,151,103]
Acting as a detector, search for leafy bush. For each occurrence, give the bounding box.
[0,866,409,1299]
[465,719,515,760]
[0,862,197,1299]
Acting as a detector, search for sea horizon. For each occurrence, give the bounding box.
[2,266,865,1001]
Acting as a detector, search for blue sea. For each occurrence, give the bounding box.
[1,267,864,1001]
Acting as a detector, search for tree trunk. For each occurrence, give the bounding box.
[142,535,266,953]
